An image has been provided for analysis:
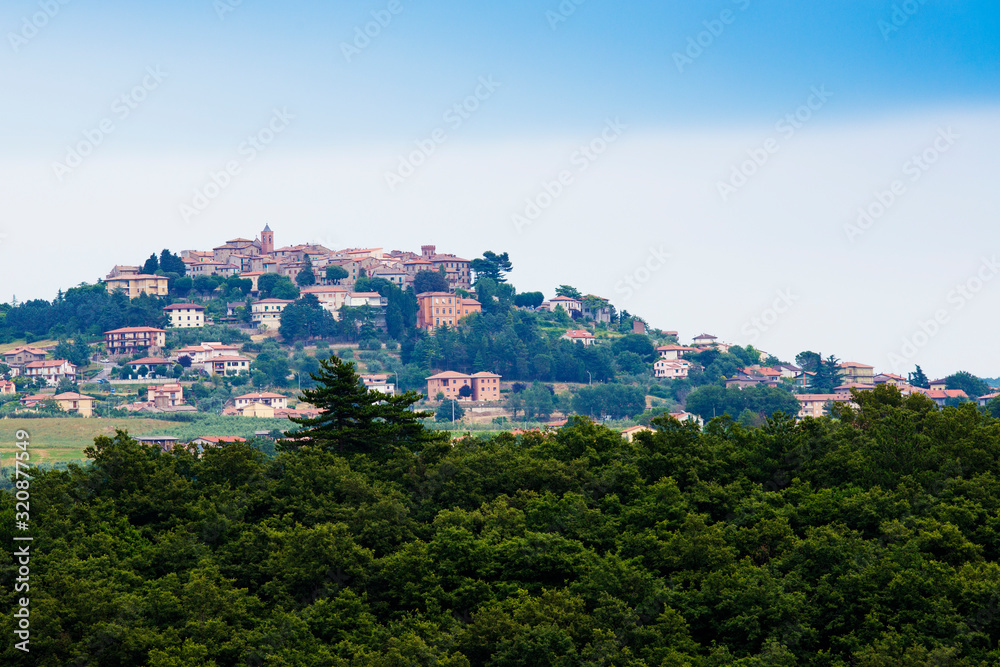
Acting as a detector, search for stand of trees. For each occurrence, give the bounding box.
[4,376,1000,664]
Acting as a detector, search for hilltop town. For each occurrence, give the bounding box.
[1,224,998,449]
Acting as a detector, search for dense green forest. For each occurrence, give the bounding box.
[2,364,1000,665]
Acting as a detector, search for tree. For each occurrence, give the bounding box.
[909,365,930,389]
[326,265,349,284]
[142,253,159,274]
[295,257,316,287]
[413,269,450,294]
[945,371,990,399]
[514,291,545,309]
[283,355,442,457]
[435,399,465,423]
[795,351,822,373]
[159,249,187,275]
[259,273,299,300]
[471,251,513,283]
[555,285,582,299]
[808,355,844,394]
[458,384,473,398]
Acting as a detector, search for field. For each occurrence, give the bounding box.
[0,416,291,466]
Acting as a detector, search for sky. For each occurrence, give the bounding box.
[2,0,999,378]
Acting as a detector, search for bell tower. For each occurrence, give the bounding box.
[261,223,274,255]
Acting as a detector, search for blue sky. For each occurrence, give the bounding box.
[2,1,1000,376]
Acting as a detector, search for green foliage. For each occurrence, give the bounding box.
[909,364,931,389]
[258,273,300,300]
[470,250,513,283]
[325,264,349,283]
[4,390,1000,663]
[571,383,645,419]
[283,355,441,457]
[413,269,450,294]
[946,370,991,398]
[683,384,800,423]
[435,399,465,422]
[513,291,544,309]
[555,285,582,299]
[295,256,317,287]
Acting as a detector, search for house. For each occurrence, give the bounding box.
[360,373,396,395]
[621,425,653,442]
[873,373,908,387]
[125,357,174,375]
[548,296,583,316]
[22,391,94,416]
[581,297,613,324]
[237,402,275,418]
[3,345,49,370]
[0,380,15,395]
[24,359,76,386]
[929,378,949,391]
[135,436,182,452]
[51,392,96,417]
[190,436,246,447]
[104,327,167,355]
[105,274,169,298]
[201,355,251,376]
[834,383,877,399]
[838,362,875,385]
[234,392,288,410]
[148,383,185,408]
[656,345,697,361]
[977,391,1000,407]
[416,292,482,329]
[725,373,776,389]
[426,371,502,402]
[670,411,704,427]
[251,298,294,330]
[796,394,845,419]
[912,387,968,407]
[561,330,596,346]
[654,359,690,379]
[163,303,206,328]
[417,245,473,290]
[692,333,718,346]
[174,342,241,365]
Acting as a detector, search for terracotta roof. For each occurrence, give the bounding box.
[838,362,875,368]
[104,327,166,334]
[236,392,286,400]
[561,330,595,338]
[163,303,205,310]
[25,359,73,368]
[426,371,472,380]
[52,392,94,400]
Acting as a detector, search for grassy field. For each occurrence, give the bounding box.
[0,339,58,353]
[0,416,291,466]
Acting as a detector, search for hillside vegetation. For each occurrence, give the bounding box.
[2,378,999,665]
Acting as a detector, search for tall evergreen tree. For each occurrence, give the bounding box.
[283,355,441,457]
[909,365,930,389]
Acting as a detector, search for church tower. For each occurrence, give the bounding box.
[261,224,274,255]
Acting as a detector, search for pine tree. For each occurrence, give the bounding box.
[282,355,440,457]
[909,365,930,389]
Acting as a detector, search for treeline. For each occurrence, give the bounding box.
[0,284,167,342]
[2,380,1000,664]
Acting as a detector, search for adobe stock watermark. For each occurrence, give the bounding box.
[340,0,404,63]
[614,246,670,300]
[384,76,501,192]
[51,66,167,183]
[878,0,928,41]
[512,117,627,233]
[740,288,798,343]
[887,255,999,372]
[8,0,71,52]
[178,108,294,224]
[717,85,832,202]
[214,0,243,21]
[843,126,958,243]
[545,0,587,30]
[672,0,751,73]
